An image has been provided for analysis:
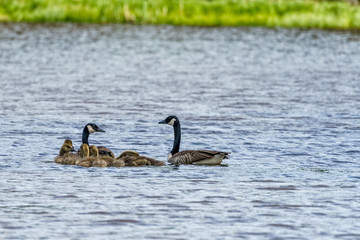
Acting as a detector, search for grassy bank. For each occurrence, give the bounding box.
[0,0,360,29]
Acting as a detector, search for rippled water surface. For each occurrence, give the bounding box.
[1,23,360,239]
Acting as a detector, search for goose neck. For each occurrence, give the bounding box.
[82,126,89,145]
[171,122,181,155]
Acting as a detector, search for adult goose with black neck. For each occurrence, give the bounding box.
[81,123,115,158]
[159,115,230,165]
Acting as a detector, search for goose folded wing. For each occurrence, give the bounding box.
[190,150,229,162]
[171,150,226,164]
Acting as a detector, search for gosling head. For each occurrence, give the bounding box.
[89,145,99,157]
[85,123,105,134]
[64,139,73,145]
[159,115,179,126]
[59,139,75,156]
[79,143,90,158]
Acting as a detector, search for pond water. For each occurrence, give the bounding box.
[1,23,360,239]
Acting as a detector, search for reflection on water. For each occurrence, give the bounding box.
[1,23,360,239]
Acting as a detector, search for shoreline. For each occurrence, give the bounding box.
[1,0,360,30]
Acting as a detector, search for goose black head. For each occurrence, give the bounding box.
[159,115,179,126]
[85,123,105,133]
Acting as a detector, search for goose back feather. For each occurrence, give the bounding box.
[169,150,229,165]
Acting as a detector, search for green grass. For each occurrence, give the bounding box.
[0,0,360,29]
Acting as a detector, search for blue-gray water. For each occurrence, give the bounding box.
[1,23,360,239]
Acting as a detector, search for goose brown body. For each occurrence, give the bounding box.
[169,150,229,165]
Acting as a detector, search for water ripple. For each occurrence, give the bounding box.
[0,23,360,240]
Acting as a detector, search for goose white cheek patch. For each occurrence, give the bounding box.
[87,125,96,133]
[168,118,176,126]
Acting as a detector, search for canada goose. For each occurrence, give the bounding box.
[55,139,83,165]
[81,123,115,158]
[116,150,165,167]
[159,115,230,165]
